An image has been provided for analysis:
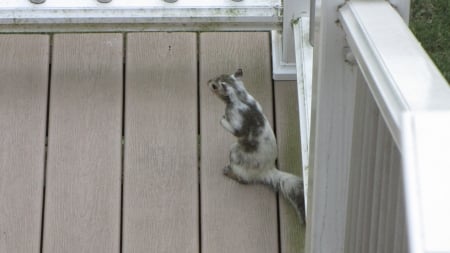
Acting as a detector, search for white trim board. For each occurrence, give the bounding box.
[0,0,281,32]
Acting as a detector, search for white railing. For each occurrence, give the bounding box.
[300,0,450,253]
[0,0,281,32]
[2,0,449,252]
[0,0,306,80]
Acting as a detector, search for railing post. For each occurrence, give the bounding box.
[282,0,309,64]
[305,0,357,252]
[272,0,309,80]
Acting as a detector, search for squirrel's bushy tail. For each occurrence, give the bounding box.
[261,169,306,224]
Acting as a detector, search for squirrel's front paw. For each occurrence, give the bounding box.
[220,117,228,127]
[223,166,248,185]
[220,117,235,134]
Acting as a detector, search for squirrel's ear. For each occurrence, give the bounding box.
[234,68,243,79]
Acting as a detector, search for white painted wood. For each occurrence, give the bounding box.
[305,0,357,252]
[293,18,313,211]
[272,31,297,80]
[342,76,409,253]
[386,145,402,252]
[275,81,306,253]
[282,0,309,63]
[0,35,49,253]
[403,112,450,253]
[337,3,450,253]
[401,180,409,253]
[381,143,400,252]
[344,74,380,253]
[368,116,391,253]
[339,1,450,146]
[344,78,365,253]
[357,75,379,253]
[304,6,323,244]
[376,127,395,253]
[3,0,280,8]
[272,1,312,81]
[392,174,406,253]
[0,0,281,32]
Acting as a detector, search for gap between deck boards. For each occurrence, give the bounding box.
[0,32,304,253]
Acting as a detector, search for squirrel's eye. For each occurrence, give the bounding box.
[211,84,218,90]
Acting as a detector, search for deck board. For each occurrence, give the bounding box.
[123,33,199,253]
[274,81,306,253]
[199,32,278,253]
[0,35,49,253]
[0,32,304,253]
[43,34,123,253]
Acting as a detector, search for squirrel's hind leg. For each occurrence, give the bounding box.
[224,143,261,184]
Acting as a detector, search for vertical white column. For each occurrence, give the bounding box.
[305,0,357,252]
[282,0,309,63]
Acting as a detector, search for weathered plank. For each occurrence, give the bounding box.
[123,33,198,253]
[43,34,123,253]
[0,35,49,253]
[274,81,306,253]
[200,32,278,253]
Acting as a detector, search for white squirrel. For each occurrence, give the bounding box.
[207,69,305,224]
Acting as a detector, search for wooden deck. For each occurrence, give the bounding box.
[0,32,304,253]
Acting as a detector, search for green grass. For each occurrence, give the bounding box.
[410,0,450,83]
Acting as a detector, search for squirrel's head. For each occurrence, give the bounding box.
[207,77,231,101]
[207,69,243,102]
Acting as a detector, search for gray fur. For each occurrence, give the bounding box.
[207,69,306,224]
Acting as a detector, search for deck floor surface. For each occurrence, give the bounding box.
[0,32,304,253]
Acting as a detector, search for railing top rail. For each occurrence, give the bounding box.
[339,2,450,252]
[403,111,450,253]
[1,0,280,8]
[0,0,281,32]
[339,0,450,146]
